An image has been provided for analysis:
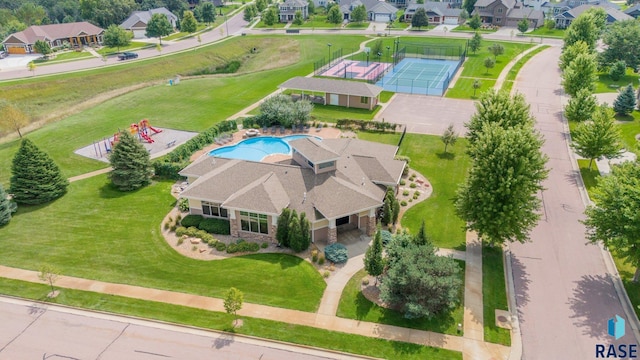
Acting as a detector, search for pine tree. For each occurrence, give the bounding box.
[415,220,429,246]
[613,84,636,116]
[0,184,17,226]
[392,198,400,225]
[288,213,302,252]
[364,226,384,284]
[109,131,153,191]
[382,198,392,226]
[10,139,68,205]
[276,208,291,246]
[298,212,311,252]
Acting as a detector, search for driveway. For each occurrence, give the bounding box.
[0,54,40,70]
[378,93,476,136]
[510,45,638,359]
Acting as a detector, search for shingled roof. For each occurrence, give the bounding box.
[279,77,384,98]
[3,22,103,45]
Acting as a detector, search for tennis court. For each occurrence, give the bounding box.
[376,58,461,96]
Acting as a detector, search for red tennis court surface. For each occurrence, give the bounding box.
[319,60,392,81]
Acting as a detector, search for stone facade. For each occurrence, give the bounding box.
[237,230,273,243]
[328,227,338,244]
[366,215,376,236]
[230,219,239,237]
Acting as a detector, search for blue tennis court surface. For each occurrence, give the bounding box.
[376,58,461,96]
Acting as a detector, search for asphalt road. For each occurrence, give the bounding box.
[510,45,638,359]
[0,297,366,360]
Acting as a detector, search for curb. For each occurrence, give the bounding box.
[504,245,523,360]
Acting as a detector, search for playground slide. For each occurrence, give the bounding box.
[147,125,162,134]
[140,132,154,143]
[140,119,162,134]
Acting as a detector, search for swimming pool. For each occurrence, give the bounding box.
[208,135,320,162]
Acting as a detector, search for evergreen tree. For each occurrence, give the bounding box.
[364,226,384,284]
[565,88,597,122]
[382,199,391,227]
[0,184,17,227]
[609,60,627,82]
[469,32,482,54]
[288,212,302,251]
[415,220,429,246]
[298,212,311,252]
[10,139,68,205]
[109,131,153,191]
[276,208,291,246]
[392,198,400,225]
[613,84,636,116]
[572,105,623,169]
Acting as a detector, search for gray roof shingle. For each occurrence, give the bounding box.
[279,77,384,98]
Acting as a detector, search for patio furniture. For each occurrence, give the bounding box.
[316,123,323,132]
[280,126,285,134]
[298,124,304,132]
[271,126,276,134]
[303,124,310,133]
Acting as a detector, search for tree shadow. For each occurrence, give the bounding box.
[211,333,235,349]
[510,254,531,322]
[436,152,455,160]
[246,253,299,270]
[568,274,633,340]
[354,291,375,320]
[98,182,139,199]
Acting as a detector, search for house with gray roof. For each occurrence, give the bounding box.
[279,77,384,110]
[473,0,543,27]
[553,4,632,28]
[404,2,463,24]
[179,137,406,244]
[338,0,399,22]
[279,0,309,22]
[624,4,640,18]
[120,7,178,39]
[541,0,618,16]
[2,22,103,54]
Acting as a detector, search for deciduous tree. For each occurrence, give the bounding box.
[181,10,198,33]
[108,131,154,191]
[559,40,590,71]
[102,24,132,53]
[224,287,244,322]
[517,18,529,34]
[488,43,504,60]
[563,10,599,50]
[351,4,367,23]
[455,123,549,245]
[613,84,636,116]
[327,4,342,26]
[601,20,640,70]
[583,161,640,282]
[411,8,428,30]
[562,52,597,97]
[256,0,268,12]
[472,79,482,97]
[463,0,478,20]
[571,105,622,169]
[441,124,458,153]
[38,264,60,296]
[146,12,174,44]
[469,32,482,54]
[244,4,257,21]
[10,139,68,205]
[0,100,29,138]
[201,2,216,25]
[33,40,51,57]
[467,14,481,30]
[483,56,495,74]
[564,88,597,122]
[262,6,278,26]
[293,10,304,25]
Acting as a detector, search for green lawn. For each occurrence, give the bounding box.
[595,69,639,93]
[291,15,339,28]
[34,51,93,64]
[346,22,369,29]
[97,41,150,56]
[356,130,402,145]
[398,134,471,250]
[0,174,326,311]
[619,118,640,156]
[380,90,394,103]
[337,266,465,336]
[310,104,380,123]
[0,277,461,360]
[483,246,511,346]
[451,25,497,33]
[501,80,514,93]
[525,27,565,38]
[446,77,496,100]
[578,159,600,196]
[462,41,533,80]
[254,21,288,29]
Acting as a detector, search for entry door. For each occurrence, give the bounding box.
[329,94,339,106]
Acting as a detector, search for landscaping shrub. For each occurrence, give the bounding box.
[201,233,215,245]
[177,238,184,246]
[226,240,260,253]
[181,215,204,228]
[318,254,325,265]
[175,226,188,237]
[380,230,393,246]
[227,243,239,253]
[311,249,319,262]
[215,242,227,252]
[401,200,407,206]
[324,243,348,264]
[185,227,200,237]
[410,183,417,188]
[261,242,269,249]
[414,191,420,197]
[362,277,370,286]
[400,179,406,185]
[178,198,190,212]
[198,218,231,235]
[170,225,177,232]
[403,190,410,196]
[323,271,330,278]
[336,119,398,132]
[189,60,242,76]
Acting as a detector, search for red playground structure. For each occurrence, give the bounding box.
[129,119,163,143]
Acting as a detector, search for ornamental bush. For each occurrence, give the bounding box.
[324,243,348,263]
[198,218,231,235]
[181,214,204,228]
[380,230,393,246]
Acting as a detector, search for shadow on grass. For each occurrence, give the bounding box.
[248,253,300,270]
[391,340,423,355]
[99,182,144,199]
[355,292,375,320]
[436,152,456,160]
[615,114,636,122]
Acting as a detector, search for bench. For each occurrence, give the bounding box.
[166,140,177,148]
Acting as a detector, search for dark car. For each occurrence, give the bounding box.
[117,52,138,60]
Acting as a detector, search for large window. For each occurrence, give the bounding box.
[240,211,268,234]
[318,161,335,169]
[360,96,369,104]
[202,202,228,218]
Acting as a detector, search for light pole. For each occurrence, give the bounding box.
[327,43,332,66]
[386,46,390,62]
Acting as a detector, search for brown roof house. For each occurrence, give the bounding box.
[473,0,544,28]
[2,22,104,54]
[279,77,383,110]
[179,137,406,244]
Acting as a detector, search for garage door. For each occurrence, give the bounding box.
[7,46,26,54]
[374,13,391,22]
[133,29,146,39]
[444,17,458,25]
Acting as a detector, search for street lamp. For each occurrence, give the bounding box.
[365,49,370,66]
[327,43,332,66]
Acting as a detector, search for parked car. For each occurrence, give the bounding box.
[0,51,7,59]
[117,52,138,60]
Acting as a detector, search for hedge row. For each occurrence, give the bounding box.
[199,218,231,235]
[336,119,398,132]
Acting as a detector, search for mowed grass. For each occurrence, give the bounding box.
[578,159,600,196]
[446,77,496,100]
[337,266,465,336]
[356,130,402,145]
[398,134,471,250]
[0,175,326,311]
[461,41,533,79]
[34,51,94,64]
[618,114,640,156]
[97,41,151,55]
[311,103,380,122]
[525,27,565,38]
[0,278,460,360]
[483,246,511,346]
[594,69,639,93]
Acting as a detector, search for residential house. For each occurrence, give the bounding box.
[312,0,329,8]
[473,0,544,27]
[279,0,309,22]
[554,4,632,28]
[541,0,618,16]
[279,77,383,110]
[120,7,178,39]
[404,2,463,24]
[2,22,104,54]
[338,0,399,22]
[624,4,640,18]
[179,137,405,244]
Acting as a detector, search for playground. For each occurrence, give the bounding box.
[74,119,198,162]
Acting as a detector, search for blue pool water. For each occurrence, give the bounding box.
[208,135,320,161]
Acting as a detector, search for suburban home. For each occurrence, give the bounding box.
[541,0,618,15]
[404,2,463,24]
[312,0,329,8]
[554,4,632,28]
[179,137,406,244]
[120,7,178,39]
[473,0,544,27]
[2,22,103,54]
[338,0,399,22]
[279,0,309,22]
[279,77,383,110]
[625,4,640,18]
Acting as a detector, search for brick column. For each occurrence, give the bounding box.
[366,216,376,236]
[328,227,338,244]
[230,219,239,237]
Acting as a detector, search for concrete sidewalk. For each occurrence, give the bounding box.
[0,264,509,359]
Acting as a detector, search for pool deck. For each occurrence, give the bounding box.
[190,126,342,162]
